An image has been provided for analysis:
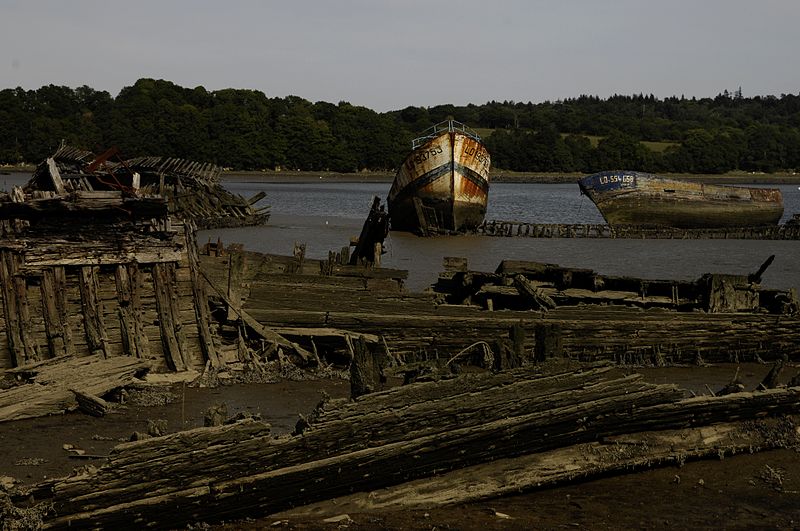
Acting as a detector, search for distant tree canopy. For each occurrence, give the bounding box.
[2,79,800,174]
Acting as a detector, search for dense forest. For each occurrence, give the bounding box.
[2,78,800,174]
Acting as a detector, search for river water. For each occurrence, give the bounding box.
[3,172,798,292]
[204,180,800,292]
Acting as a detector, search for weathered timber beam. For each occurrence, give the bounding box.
[114,264,150,359]
[0,354,148,423]
[226,250,244,321]
[42,386,800,528]
[152,262,189,371]
[0,250,26,367]
[41,268,70,358]
[78,266,111,358]
[278,416,799,518]
[184,223,220,367]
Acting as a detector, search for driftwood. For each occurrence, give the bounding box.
[23,366,800,528]
[0,355,148,422]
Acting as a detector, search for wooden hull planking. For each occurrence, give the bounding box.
[579,171,784,228]
[388,124,490,233]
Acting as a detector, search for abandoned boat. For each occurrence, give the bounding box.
[388,120,490,234]
[578,170,784,228]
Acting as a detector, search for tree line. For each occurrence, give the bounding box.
[1,78,799,174]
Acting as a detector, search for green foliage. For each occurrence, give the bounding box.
[1,79,800,174]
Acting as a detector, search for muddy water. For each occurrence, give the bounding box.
[201,180,800,292]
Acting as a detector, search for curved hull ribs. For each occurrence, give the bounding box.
[578,171,784,229]
[389,121,490,233]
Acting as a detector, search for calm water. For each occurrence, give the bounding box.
[3,172,798,292]
[210,179,800,292]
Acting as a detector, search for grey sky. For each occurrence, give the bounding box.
[1,0,798,111]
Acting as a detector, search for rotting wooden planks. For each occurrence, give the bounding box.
[32,368,800,528]
[277,415,800,518]
[0,354,148,422]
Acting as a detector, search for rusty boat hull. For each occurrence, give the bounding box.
[388,121,490,233]
[578,171,784,228]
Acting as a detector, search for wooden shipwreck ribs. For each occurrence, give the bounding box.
[23,145,270,229]
[0,148,247,421]
[12,364,800,528]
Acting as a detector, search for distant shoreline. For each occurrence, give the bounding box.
[4,166,800,185]
[220,170,800,185]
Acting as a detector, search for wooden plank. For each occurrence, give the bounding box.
[185,223,220,367]
[72,388,111,417]
[0,250,24,367]
[78,266,111,358]
[46,157,66,195]
[115,265,144,358]
[53,267,75,357]
[226,250,244,321]
[41,268,68,358]
[279,417,795,518]
[0,354,148,422]
[152,262,188,371]
[514,274,557,310]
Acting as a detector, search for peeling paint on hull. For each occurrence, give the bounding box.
[388,121,490,233]
[579,171,784,229]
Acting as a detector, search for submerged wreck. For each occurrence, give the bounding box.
[578,170,784,228]
[388,120,490,235]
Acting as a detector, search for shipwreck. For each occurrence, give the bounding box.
[388,120,491,235]
[578,170,784,228]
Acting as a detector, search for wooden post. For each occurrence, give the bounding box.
[0,250,26,367]
[79,266,111,359]
[115,264,150,359]
[185,223,220,367]
[534,323,563,362]
[348,336,385,399]
[226,251,244,321]
[41,268,69,358]
[152,263,188,372]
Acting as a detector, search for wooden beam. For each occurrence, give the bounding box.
[0,250,25,367]
[41,268,69,358]
[184,223,220,367]
[226,251,244,322]
[115,264,149,359]
[152,262,188,371]
[46,157,66,195]
[78,266,111,358]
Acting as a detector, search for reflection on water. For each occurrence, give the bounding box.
[206,181,800,292]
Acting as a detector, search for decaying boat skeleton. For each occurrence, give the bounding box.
[388,120,490,234]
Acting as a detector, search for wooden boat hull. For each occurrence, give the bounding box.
[578,171,784,228]
[388,125,490,233]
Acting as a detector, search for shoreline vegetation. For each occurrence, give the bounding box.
[4,165,800,185]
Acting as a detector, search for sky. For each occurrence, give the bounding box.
[1,0,799,112]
